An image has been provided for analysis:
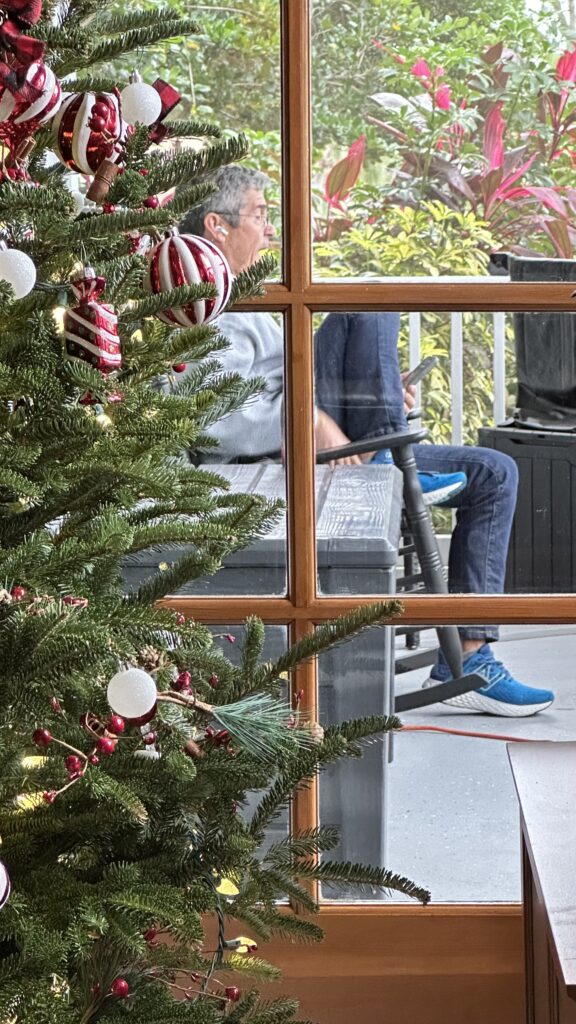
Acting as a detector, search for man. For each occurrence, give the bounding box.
[178,165,555,717]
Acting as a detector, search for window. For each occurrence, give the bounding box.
[156,1,576,915]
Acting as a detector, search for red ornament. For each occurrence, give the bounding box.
[64,268,121,376]
[11,585,27,601]
[110,978,129,999]
[208,674,219,688]
[175,670,191,692]
[171,362,186,373]
[33,728,52,747]
[139,168,149,176]
[127,703,157,727]
[65,754,82,773]
[63,595,88,608]
[96,736,116,757]
[226,634,236,644]
[214,729,230,746]
[106,715,125,735]
[51,91,128,174]
[144,229,232,327]
[225,986,241,1002]
[144,927,157,943]
[102,202,116,214]
[142,731,157,745]
[142,194,159,209]
[0,61,61,138]
[88,754,100,765]
[175,612,185,624]
[43,790,57,803]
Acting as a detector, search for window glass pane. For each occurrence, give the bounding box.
[137,0,282,275]
[123,312,287,597]
[313,310,576,597]
[216,624,289,854]
[311,0,576,279]
[318,622,572,903]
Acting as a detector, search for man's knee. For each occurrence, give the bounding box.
[477,446,519,495]
[350,311,401,337]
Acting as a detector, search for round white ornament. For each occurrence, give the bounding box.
[0,247,36,299]
[0,859,10,910]
[121,81,162,126]
[107,667,157,719]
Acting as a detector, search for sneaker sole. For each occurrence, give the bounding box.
[422,480,466,507]
[434,688,553,717]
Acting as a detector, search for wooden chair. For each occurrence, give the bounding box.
[316,427,486,712]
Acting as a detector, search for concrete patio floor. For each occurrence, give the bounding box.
[386,625,576,903]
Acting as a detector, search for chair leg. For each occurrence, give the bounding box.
[392,443,464,680]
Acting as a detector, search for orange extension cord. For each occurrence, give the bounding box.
[399,724,537,743]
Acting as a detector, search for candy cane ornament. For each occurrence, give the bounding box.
[64,269,121,375]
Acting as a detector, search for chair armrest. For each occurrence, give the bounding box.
[316,428,428,464]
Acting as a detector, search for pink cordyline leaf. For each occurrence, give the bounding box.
[542,217,574,257]
[483,103,506,171]
[410,58,432,82]
[485,153,538,214]
[324,134,367,209]
[504,186,568,217]
[556,47,576,83]
[435,84,451,110]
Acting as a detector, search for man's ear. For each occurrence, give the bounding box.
[204,212,227,243]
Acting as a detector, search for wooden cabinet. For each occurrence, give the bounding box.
[509,742,576,1023]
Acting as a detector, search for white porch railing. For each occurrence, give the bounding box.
[407,310,508,443]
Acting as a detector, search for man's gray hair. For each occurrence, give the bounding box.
[179,164,271,237]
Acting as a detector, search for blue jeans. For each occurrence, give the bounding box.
[314,313,519,642]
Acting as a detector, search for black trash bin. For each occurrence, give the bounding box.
[479,424,576,593]
[508,255,576,428]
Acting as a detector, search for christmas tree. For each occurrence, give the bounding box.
[0,3,428,1021]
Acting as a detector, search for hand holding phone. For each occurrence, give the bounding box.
[403,355,438,388]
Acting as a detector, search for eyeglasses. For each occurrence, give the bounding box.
[214,208,270,226]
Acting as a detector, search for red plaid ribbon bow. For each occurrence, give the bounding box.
[149,78,181,143]
[0,0,44,66]
[0,57,41,103]
[0,1,44,65]
[71,268,107,304]
[2,0,42,26]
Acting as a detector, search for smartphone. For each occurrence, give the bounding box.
[403,355,438,387]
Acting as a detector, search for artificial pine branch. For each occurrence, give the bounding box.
[229,255,278,302]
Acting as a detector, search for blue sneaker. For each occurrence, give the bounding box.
[424,643,555,717]
[372,450,467,506]
[418,471,467,507]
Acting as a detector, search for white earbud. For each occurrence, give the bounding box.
[215,226,229,236]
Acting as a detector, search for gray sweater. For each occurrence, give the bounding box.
[204,311,284,462]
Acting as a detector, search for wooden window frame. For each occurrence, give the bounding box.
[162,0,576,905]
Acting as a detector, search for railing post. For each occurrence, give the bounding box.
[450,312,464,445]
[493,312,507,425]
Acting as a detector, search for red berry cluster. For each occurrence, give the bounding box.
[88,99,111,134]
[174,670,192,694]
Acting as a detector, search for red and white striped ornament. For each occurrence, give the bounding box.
[144,229,232,327]
[0,859,10,910]
[0,60,61,128]
[51,91,128,174]
[64,269,121,374]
